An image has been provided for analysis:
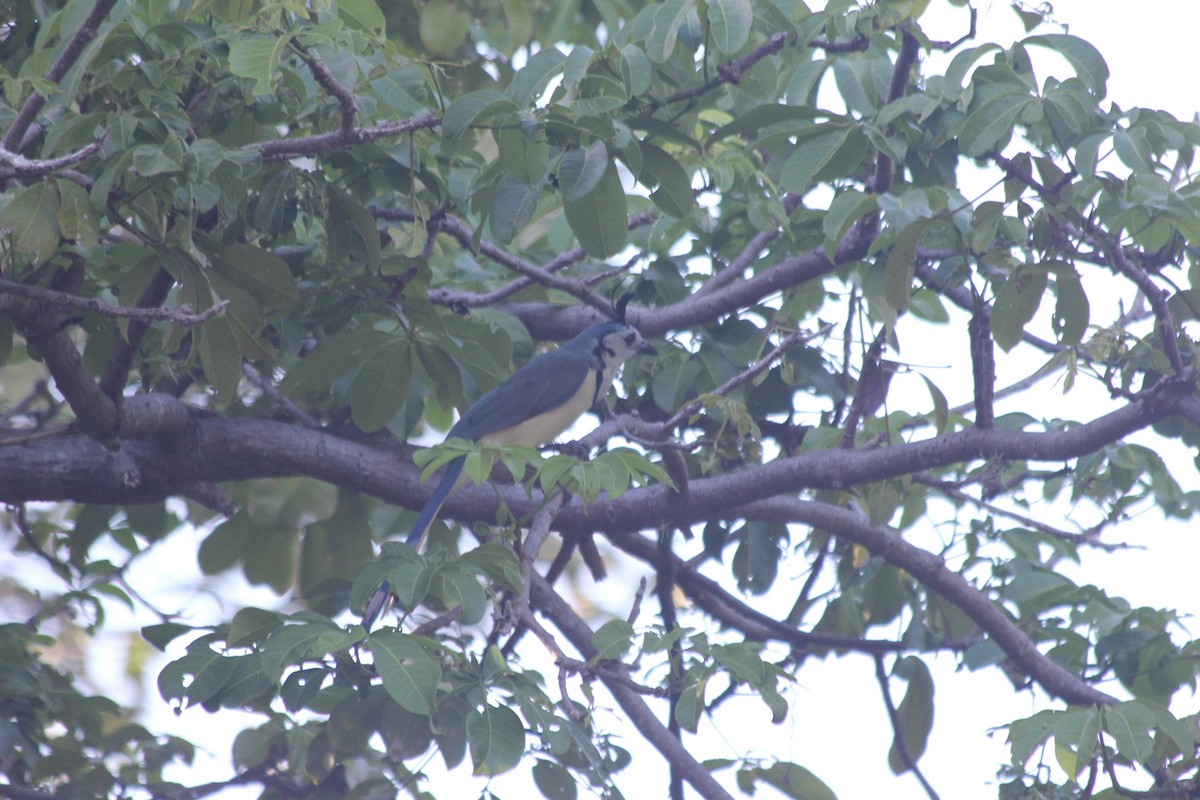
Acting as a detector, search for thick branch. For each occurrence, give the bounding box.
[969,307,995,428]
[742,497,1116,707]
[1,376,1193,517]
[11,286,121,447]
[98,267,177,399]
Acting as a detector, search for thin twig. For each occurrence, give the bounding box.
[0,278,227,325]
[666,327,826,429]
[420,212,657,309]
[0,135,106,177]
[874,654,942,800]
[242,363,321,428]
[914,476,1126,551]
[254,110,440,160]
[657,33,788,107]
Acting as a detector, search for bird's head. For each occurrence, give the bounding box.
[566,320,657,366]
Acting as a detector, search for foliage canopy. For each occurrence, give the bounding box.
[2,0,1200,798]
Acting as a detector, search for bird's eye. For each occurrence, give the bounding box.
[624,333,636,347]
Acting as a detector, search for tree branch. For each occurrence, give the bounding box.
[253,111,440,161]
[0,278,225,326]
[373,207,656,312]
[0,135,106,178]
[969,306,995,428]
[1,0,120,151]
[740,497,1116,707]
[874,654,942,800]
[528,572,736,800]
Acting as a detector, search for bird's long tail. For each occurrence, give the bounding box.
[362,457,466,630]
[405,456,465,547]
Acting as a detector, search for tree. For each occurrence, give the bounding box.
[2,0,1200,797]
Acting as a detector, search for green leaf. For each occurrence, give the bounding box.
[732,522,783,595]
[639,141,694,218]
[887,656,934,774]
[755,762,838,800]
[591,620,635,661]
[958,94,1034,157]
[434,569,487,625]
[467,703,525,775]
[884,219,932,312]
[1112,128,1153,175]
[532,759,577,800]
[326,185,381,269]
[498,127,550,183]
[259,622,358,679]
[499,0,533,55]
[210,243,299,309]
[703,0,751,55]
[712,643,766,684]
[370,631,443,715]
[674,677,707,733]
[1052,267,1090,347]
[943,44,1003,100]
[280,668,329,714]
[781,128,851,194]
[991,265,1048,352]
[645,0,697,62]
[337,0,385,36]
[131,143,183,177]
[55,178,98,243]
[557,140,608,202]
[458,543,524,592]
[511,48,567,107]
[0,181,60,265]
[215,654,272,707]
[1103,701,1156,763]
[141,622,195,651]
[1023,34,1109,97]
[227,607,284,648]
[419,0,470,55]
[706,105,828,145]
[228,34,291,95]
[442,90,517,140]
[198,316,243,409]
[822,190,877,258]
[490,173,541,243]
[564,162,627,258]
[348,340,412,432]
[158,642,236,707]
[920,375,949,435]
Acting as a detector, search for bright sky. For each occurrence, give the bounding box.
[12,3,1200,800]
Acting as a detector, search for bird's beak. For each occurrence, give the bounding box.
[637,340,658,356]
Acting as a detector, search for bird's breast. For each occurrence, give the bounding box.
[480,369,601,448]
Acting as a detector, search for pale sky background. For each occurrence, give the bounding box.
[6,2,1200,799]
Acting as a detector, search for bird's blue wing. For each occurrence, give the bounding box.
[450,348,592,440]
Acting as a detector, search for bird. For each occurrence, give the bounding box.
[361,314,657,629]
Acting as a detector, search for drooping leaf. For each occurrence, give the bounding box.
[563,161,627,258]
[467,703,525,775]
[887,656,935,774]
[370,632,443,716]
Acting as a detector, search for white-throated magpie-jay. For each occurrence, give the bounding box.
[362,316,656,628]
